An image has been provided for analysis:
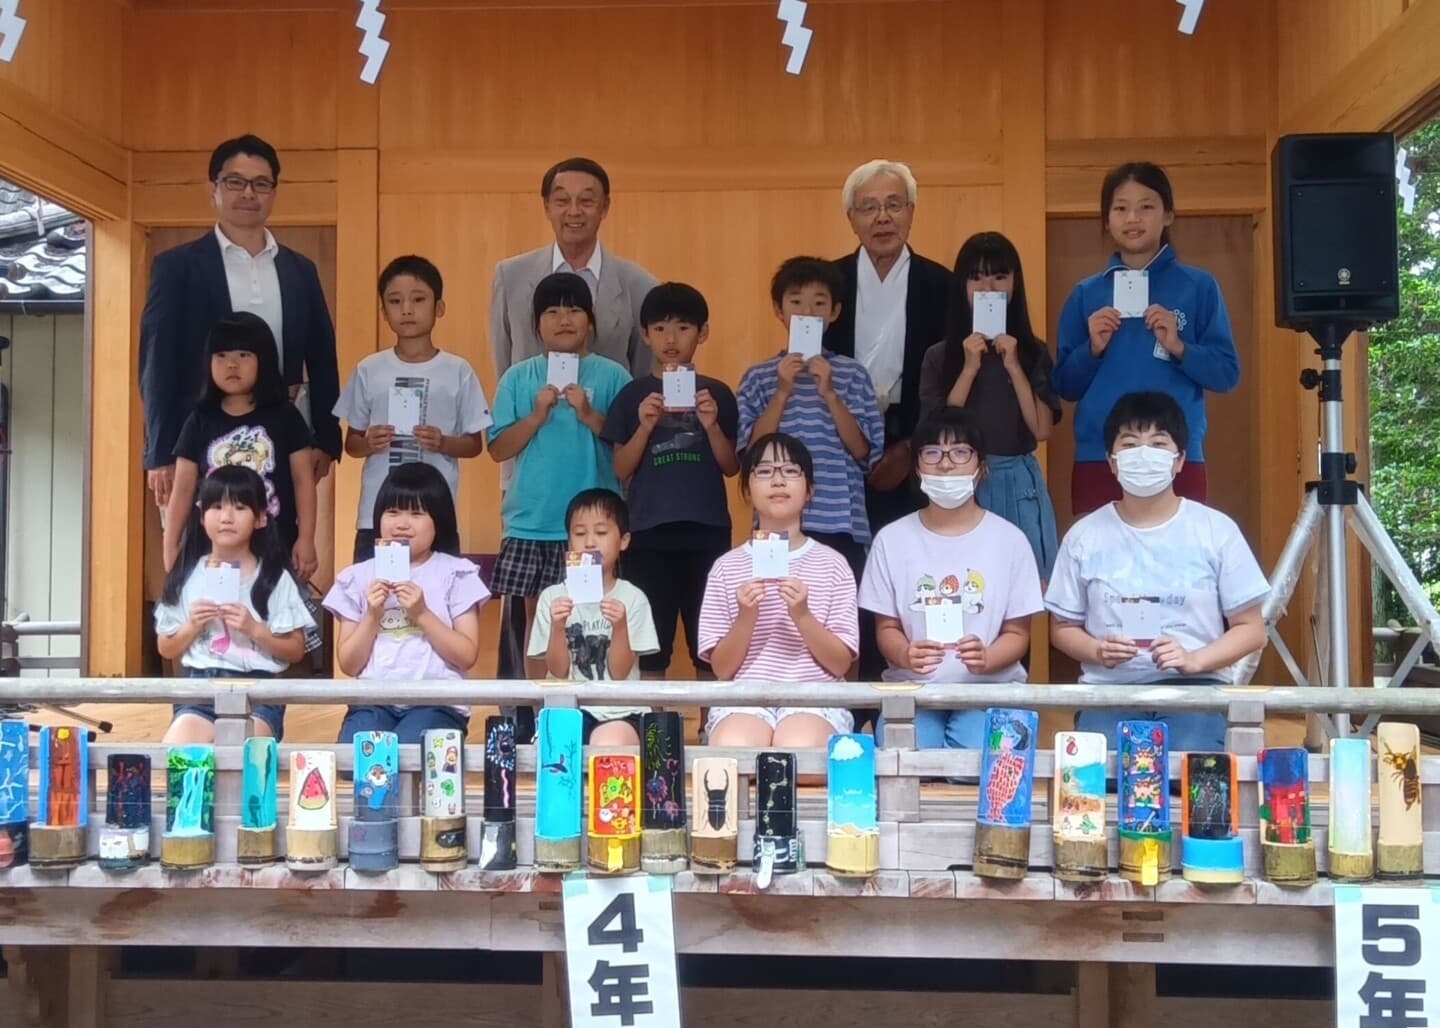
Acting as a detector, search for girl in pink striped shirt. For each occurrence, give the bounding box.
[697,433,860,747]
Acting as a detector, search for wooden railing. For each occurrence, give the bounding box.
[0,679,1434,968]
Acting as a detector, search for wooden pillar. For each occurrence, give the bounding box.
[1074,962,1109,1028]
[332,28,381,590]
[87,217,148,676]
[1109,964,1157,1028]
[65,947,110,1028]
[1002,0,1050,681]
[541,953,569,1028]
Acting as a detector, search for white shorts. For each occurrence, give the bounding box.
[704,706,854,739]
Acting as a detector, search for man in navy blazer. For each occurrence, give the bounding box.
[138,135,341,508]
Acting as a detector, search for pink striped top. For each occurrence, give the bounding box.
[697,539,859,682]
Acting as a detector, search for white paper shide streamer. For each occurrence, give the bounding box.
[356,0,391,86]
[1396,146,1417,215]
[1175,0,1205,36]
[0,0,27,63]
[777,0,813,76]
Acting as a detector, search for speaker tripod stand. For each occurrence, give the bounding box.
[1234,322,1440,739]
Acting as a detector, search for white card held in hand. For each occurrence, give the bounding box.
[1116,598,1162,647]
[373,539,411,583]
[749,530,790,580]
[923,597,965,646]
[972,291,1007,341]
[1113,269,1150,318]
[202,559,242,605]
[564,550,605,605]
[547,352,580,395]
[787,315,825,359]
[389,381,424,436]
[662,365,697,411]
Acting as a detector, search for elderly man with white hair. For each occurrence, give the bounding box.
[830,159,953,527]
[828,159,953,687]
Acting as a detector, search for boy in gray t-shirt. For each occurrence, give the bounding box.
[333,256,493,560]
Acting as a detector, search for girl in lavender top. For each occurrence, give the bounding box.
[324,462,490,743]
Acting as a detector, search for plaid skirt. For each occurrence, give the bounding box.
[490,537,567,597]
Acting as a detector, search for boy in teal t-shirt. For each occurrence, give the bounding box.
[488,271,631,644]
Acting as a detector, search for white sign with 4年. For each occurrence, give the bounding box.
[1333,885,1439,1027]
[563,874,681,1028]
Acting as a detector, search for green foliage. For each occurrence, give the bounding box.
[1370,120,1440,623]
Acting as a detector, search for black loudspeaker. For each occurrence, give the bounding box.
[1272,133,1399,329]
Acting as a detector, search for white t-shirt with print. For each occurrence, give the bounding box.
[155,562,315,674]
[333,349,494,529]
[1044,499,1270,684]
[859,511,1043,684]
[528,578,660,721]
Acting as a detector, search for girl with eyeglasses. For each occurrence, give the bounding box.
[696,433,859,749]
[858,408,1043,750]
[919,232,1060,579]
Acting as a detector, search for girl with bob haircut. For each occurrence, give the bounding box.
[697,433,860,749]
[324,462,490,743]
[859,407,1043,750]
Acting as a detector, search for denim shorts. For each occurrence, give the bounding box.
[175,668,286,740]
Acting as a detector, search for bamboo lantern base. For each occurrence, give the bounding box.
[1329,848,1374,883]
[420,816,468,872]
[236,826,277,867]
[690,834,738,874]
[1181,836,1244,885]
[1262,840,1317,886]
[29,825,86,870]
[1053,837,1108,883]
[534,835,582,873]
[348,820,399,874]
[587,834,640,875]
[286,827,338,872]
[97,826,150,872]
[479,820,517,871]
[1376,842,1424,881]
[973,824,1029,881]
[641,828,688,874]
[1118,830,1173,885]
[161,832,215,871]
[826,826,879,878]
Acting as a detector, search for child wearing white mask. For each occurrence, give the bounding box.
[858,407,1044,749]
[1046,391,1268,750]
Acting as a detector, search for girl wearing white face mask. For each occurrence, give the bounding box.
[1046,392,1269,752]
[858,408,1044,750]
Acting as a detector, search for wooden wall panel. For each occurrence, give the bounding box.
[1276,0,1409,124]
[123,11,340,152]
[0,0,124,141]
[1045,0,1275,142]
[375,3,1003,151]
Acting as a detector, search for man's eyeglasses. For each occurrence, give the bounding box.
[217,175,276,195]
[852,198,911,218]
[751,463,805,481]
[917,445,977,467]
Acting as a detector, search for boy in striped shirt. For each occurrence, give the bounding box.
[736,257,885,583]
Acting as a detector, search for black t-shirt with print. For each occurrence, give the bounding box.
[601,374,738,536]
[173,403,313,547]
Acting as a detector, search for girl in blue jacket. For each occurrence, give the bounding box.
[1053,162,1239,516]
